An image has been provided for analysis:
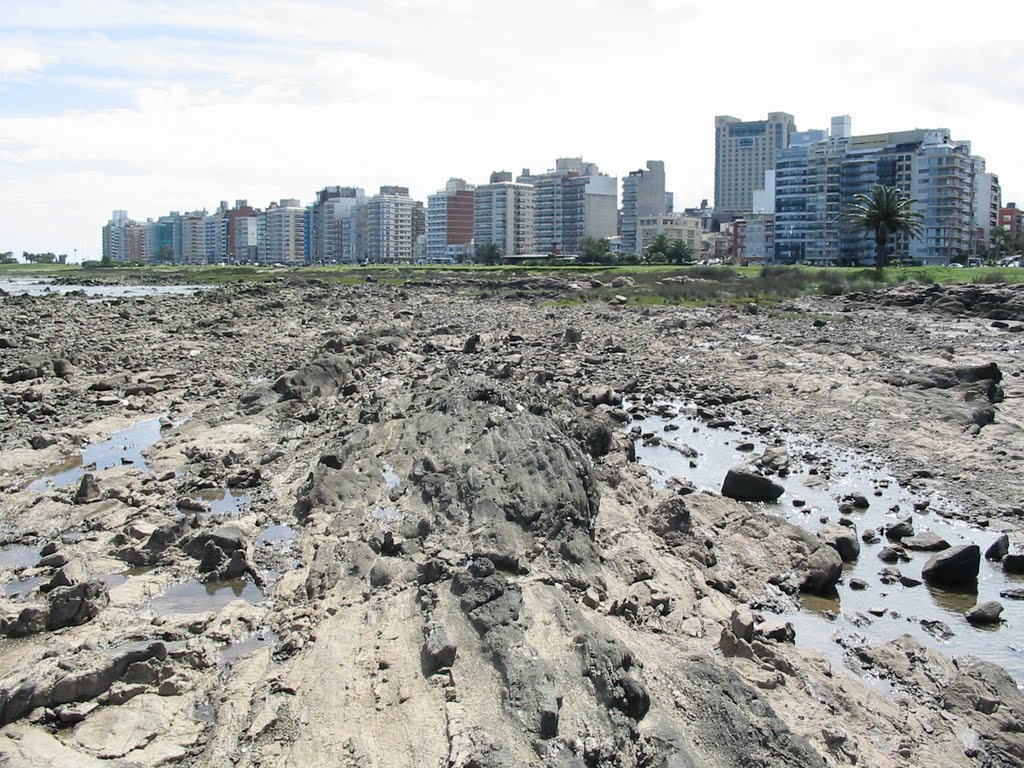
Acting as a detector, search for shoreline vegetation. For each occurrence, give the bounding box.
[4,262,1024,306]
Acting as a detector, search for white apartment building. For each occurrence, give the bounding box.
[365,188,416,264]
[637,213,703,255]
[260,199,306,264]
[474,174,535,257]
[715,112,796,215]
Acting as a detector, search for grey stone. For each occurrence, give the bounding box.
[922,544,981,586]
[965,601,1004,624]
[721,465,784,502]
[902,532,950,551]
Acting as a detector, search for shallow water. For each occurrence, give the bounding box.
[255,522,298,546]
[194,488,251,519]
[0,544,38,569]
[630,401,1024,685]
[28,417,164,491]
[146,578,262,615]
[0,278,205,299]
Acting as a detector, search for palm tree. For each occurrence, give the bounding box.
[667,238,694,265]
[845,185,924,271]
[645,233,672,263]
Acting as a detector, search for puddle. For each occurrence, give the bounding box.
[28,417,165,491]
[255,523,297,547]
[146,578,262,615]
[3,575,45,601]
[0,544,38,569]
[190,698,217,724]
[194,488,251,519]
[372,506,405,530]
[382,464,401,489]
[217,628,280,680]
[629,401,1024,686]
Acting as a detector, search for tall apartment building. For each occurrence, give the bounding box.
[311,186,366,263]
[260,199,306,264]
[972,162,1000,254]
[474,172,535,257]
[426,178,476,263]
[620,161,667,255]
[101,210,146,263]
[714,112,796,216]
[774,117,991,265]
[363,186,416,264]
[517,158,617,255]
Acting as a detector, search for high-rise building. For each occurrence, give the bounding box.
[260,199,306,264]
[972,162,1000,254]
[101,210,147,263]
[426,178,476,263]
[714,112,796,216]
[474,172,535,257]
[620,161,667,255]
[517,158,617,255]
[363,186,416,264]
[311,187,365,263]
[774,118,991,266]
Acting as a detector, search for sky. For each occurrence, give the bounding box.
[1,0,1022,261]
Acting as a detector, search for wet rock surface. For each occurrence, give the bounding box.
[1,276,1023,767]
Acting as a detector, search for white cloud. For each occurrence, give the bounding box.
[0,0,1021,259]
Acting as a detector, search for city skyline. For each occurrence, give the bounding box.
[2,0,1022,260]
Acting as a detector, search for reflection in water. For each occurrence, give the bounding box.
[146,578,262,615]
[628,399,1024,685]
[927,584,979,614]
[29,417,164,491]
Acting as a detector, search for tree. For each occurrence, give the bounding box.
[0,251,15,265]
[844,185,924,271]
[644,233,672,263]
[578,236,614,265]
[474,242,503,266]
[667,238,694,265]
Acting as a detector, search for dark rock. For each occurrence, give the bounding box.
[721,465,784,502]
[965,601,1003,624]
[885,517,914,539]
[45,579,109,630]
[902,532,950,551]
[1003,553,1024,574]
[849,578,870,591]
[74,473,102,504]
[985,534,1010,560]
[817,524,860,562]
[999,588,1024,600]
[184,525,246,559]
[922,544,980,586]
[421,619,457,674]
[800,546,842,594]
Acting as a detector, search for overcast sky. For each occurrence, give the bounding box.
[2,0,1021,261]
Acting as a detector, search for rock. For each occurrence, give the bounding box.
[878,546,905,564]
[861,528,878,543]
[45,579,109,630]
[849,578,870,591]
[462,333,481,353]
[985,534,1010,560]
[756,621,795,643]
[922,544,980,586]
[843,493,870,509]
[999,588,1024,600]
[29,434,58,450]
[800,546,842,594]
[817,523,860,562]
[965,601,1004,624]
[183,525,246,559]
[721,465,784,502]
[74,473,102,504]
[563,326,583,344]
[1003,553,1024,574]
[422,619,457,674]
[902,532,950,551]
[885,517,914,539]
[729,607,754,642]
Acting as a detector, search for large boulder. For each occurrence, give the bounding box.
[817,524,860,562]
[922,544,980,586]
[721,465,784,502]
[800,546,843,594]
[902,532,950,552]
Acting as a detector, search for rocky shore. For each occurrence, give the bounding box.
[1,276,1023,767]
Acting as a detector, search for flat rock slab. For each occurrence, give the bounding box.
[902,532,950,552]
